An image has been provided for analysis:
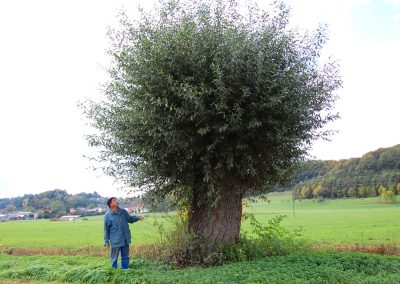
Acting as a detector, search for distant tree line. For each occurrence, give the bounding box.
[286,145,400,201]
[0,189,108,218]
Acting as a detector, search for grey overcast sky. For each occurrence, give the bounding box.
[0,0,399,198]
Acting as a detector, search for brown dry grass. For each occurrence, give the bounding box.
[0,243,166,259]
[1,243,399,258]
[311,243,400,256]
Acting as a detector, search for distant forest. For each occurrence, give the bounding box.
[0,190,109,218]
[0,190,147,218]
[288,144,400,200]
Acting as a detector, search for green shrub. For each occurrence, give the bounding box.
[154,212,307,267]
[218,214,307,264]
[155,212,213,267]
[380,188,397,203]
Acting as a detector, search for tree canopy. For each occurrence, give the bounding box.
[84,0,341,245]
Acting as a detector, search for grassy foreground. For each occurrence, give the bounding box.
[1,251,400,284]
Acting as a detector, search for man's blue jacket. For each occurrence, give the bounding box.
[104,207,141,248]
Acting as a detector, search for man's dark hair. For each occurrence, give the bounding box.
[107,197,117,208]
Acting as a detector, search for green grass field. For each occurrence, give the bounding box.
[0,192,399,249]
[0,212,172,249]
[242,192,400,246]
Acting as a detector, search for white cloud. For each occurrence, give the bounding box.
[386,0,400,6]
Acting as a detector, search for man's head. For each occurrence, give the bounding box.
[107,197,119,211]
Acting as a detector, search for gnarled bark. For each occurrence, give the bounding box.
[188,181,243,246]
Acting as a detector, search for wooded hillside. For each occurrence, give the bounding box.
[290,144,400,199]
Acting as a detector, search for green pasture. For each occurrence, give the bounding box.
[0,192,399,249]
[0,212,174,249]
[242,192,400,246]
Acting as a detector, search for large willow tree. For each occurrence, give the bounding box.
[85,0,341,245]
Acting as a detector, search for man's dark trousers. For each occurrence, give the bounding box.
[110,244,129,269]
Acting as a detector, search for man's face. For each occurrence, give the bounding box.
[110,198,119,210]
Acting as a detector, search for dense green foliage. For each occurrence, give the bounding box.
[84,0,341,206]
[1,251,399,283]
[141,191,180,212]
[289,144,400,199]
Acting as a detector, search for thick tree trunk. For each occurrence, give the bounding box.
[188,181,243,246]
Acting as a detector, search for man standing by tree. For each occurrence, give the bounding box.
[104,197,144,269]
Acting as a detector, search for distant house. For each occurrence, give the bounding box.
[59,215,81,221]
[87,207,104,214]
[124,207,132,213]
[0,214,9,222]
[79,207,105,216]
[18,211,37,220]
[8,212,37,220]
[124,206,140,214]
[124,204,149,214]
